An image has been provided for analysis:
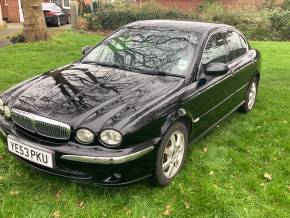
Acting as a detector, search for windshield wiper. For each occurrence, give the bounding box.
[129,67,184,78]
[82,61,184,78]
[83,61,133,71]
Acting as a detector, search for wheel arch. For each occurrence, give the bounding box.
[160,108,192,139]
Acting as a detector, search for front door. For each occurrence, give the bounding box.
[185,30,234,140]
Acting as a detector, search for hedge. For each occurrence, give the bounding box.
[83,1,290,41]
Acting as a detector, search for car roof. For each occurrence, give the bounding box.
[124,20,230,34]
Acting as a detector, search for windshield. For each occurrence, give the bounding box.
[82,28,201,76]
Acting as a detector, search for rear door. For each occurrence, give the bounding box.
[224,31,257,108]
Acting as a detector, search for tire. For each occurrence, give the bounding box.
[56,16,61,27]
[153,122,189,187]
[239,77,259,113]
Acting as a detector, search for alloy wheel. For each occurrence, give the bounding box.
[248,82,257,110]
[162,130,185,178]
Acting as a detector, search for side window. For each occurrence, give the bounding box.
[201,32,227,66]
[226,31,248,62]
[239,35,249,53]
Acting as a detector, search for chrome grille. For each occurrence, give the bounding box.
[11,109,71,140]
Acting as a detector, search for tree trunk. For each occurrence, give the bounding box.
[21,0,48,42]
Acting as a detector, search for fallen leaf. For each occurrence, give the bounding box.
[264,173,272,181]
[123,207,132,215]
[202,147,208,153]
[51,211,61,218]
[78,201,85,209]
[283,120,288,124]
[0,176,3,181]
[178,183,184,193]
[163,204,172,216]
[287,185,290,191]
[184,200,190,209]
[56,190,62,200]
[10,191,20,196]
[208,171,214,176]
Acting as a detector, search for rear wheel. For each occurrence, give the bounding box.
[153,122,188,187]
[239,77,258,113]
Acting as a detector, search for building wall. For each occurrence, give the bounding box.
[0,0,20,22]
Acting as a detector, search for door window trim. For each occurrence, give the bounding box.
[196,28,250,80]
[196,28,229,80]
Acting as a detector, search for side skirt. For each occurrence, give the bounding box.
[189,101,246,145]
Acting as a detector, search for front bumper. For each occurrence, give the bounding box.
[0,119,159,186]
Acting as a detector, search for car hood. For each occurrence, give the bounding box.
[8,63,184,132]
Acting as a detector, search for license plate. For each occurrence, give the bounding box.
[7,136,54,168]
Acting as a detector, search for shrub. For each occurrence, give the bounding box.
[269,10,290,40]
[283,0,290,10]
[8,33,25,44]
[84,1,196,31]
[82,1,290,41]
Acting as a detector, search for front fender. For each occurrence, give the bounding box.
[160,108,193,138]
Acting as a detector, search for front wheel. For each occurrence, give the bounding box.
[239,77,258,113]
[153,122,188,187]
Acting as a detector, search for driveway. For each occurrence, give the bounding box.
[0,23,71,48]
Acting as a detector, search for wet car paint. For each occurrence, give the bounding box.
[0,20,261,185]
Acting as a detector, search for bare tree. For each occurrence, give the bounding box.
[21,0,48,42]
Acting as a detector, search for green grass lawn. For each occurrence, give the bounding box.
[0,31,289,218]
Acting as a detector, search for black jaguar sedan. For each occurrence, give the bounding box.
[0,20,261,187]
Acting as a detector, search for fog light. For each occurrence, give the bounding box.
[76,129,95,144]
[3,106,11,119]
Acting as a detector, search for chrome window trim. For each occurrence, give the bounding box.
[11,109,71,140]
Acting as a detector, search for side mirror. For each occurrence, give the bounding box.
[81,46,93,55]
[205,62,229,76]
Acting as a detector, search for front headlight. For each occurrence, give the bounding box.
[76,129,95,144]
[0,99,3,113]
[100,129,122,146]
[3,105,11,119]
